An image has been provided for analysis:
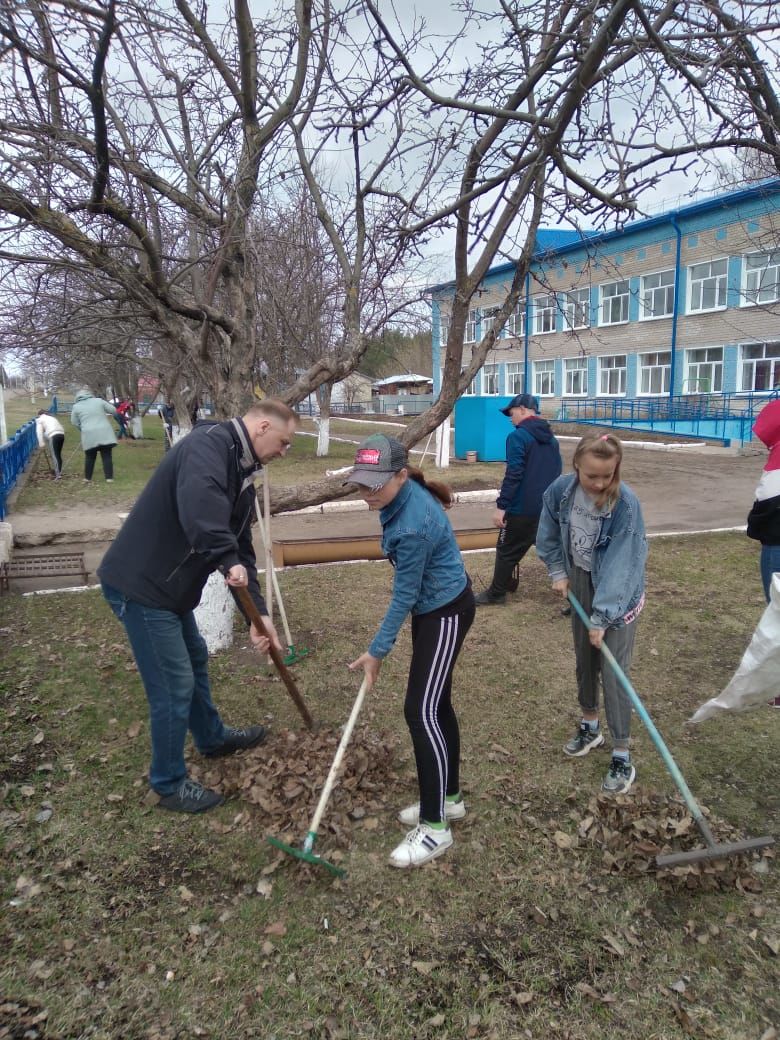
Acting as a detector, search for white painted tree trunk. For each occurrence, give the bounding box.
[435,417,451,468]
[194,571,235,653]
[316,415,330,457]
[130,415,143,439]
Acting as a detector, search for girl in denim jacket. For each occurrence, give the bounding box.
[536,433,647,794]
[348,435,475,868]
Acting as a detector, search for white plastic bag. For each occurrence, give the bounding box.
[689,573,780,722]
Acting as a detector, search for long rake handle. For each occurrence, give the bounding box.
[233,583,315,731]
[303,677,370,853]
[254,497,294,649]
[567,589,717,849]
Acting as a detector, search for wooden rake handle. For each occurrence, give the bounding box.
[233,583,315,730]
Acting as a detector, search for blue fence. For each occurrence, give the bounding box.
[557,391,779,445]
[0,420,38,520]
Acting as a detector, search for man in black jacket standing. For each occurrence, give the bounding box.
[99,399,298,813]
[475,393,562,606]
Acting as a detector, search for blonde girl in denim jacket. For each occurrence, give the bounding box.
[536,433,647,794]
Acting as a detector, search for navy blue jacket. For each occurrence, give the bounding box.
[496,416,562,516]
[98,419,266,616]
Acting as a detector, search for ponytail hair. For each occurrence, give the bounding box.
[406,465,454,509]
[572,432,623,509]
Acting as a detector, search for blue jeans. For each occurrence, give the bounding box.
[760,544,780,602]
[102,582,227,794]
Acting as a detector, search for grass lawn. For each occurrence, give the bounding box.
[1,534,777,1040]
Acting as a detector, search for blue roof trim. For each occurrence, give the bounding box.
[426,178,780,294]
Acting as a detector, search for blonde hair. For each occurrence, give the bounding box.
[572,432,623,509]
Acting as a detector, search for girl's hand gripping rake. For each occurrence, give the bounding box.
[567,590,774,868]
[267,677,370,878]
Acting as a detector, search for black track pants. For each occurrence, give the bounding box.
[404,585,475,824]
[487,513,538,596]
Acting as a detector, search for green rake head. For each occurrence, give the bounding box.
[267,833,346,878]
[282,644,310,667]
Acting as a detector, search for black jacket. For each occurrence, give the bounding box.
[496,416,562,516]
[98,418,267,616]
[747,493,780,546]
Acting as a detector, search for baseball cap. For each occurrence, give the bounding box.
[500,393,540,416]
[343,434,408,488]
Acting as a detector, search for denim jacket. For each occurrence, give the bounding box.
[369,478,467,658]
[536,474,647,629]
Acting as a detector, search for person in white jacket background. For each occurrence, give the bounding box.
[35,410,65,479]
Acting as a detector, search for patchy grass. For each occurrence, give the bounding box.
[0,533,777,1039]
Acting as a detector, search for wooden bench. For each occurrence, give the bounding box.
[0,552,90,592]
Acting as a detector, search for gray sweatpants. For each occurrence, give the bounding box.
[570,565,636,748]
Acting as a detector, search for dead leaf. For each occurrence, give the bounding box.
[411,960,438,976]
[255,879,273,899]
[264,921,287,937]
[178,885,194,902]
[762,935,779,956]
[602,933,625,956]
[32,731,44,745]
[126,721,142,738]
[426,1013,446,1027]
[553,831,575,849]
[511,991,534,1006]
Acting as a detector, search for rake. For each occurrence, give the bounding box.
[254,487,309,666]
[567,590,775,868]
[267,677,370,878]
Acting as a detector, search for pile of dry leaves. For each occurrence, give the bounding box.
[574,789,773,888]
[188,725,400,849]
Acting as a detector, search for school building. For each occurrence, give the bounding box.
[429,179,780,454]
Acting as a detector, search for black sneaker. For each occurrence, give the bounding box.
[157,779,224,814]
[474,590,506,607]
[202,724,267,758]
[563,721,605,757]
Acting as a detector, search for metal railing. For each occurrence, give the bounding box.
[557,390,779,445]
[0,420,38,520]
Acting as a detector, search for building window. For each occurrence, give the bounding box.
[741,342,780,392]
[440,314,449,347]
[639,350,671,395]
[598,354,627,396]
[481,306,502,336]
[600,280,630,325]
[507,303,526,338]
[685,347,723,393]
[688,258,727,312]
[534,294,556,335]
[483,364,499,395]
[533,359,555,396]
[743,251,780,306]
[563,357,588,396]
[640,269,675,319]
[506,362,524,395]
[461,367,476,395]
[465,309,479,344]
[565,287,590,330]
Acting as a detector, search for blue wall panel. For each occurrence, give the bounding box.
[454,396,514,461]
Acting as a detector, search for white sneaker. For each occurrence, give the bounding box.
[397,798,467,827]
[389,824,453,868]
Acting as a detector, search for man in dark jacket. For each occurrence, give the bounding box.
[99,399,298,813]
[475,393,562,606]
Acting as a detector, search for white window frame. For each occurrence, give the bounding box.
[640,269,675,320]
[481,306,502,337]
[505,362,524,395]
[638,350,672,396]
[563,356,588,397]
[482,363,499,395]
[533,294,556,335]
[507,303,526,338]
[599,279,630,325]
[688,258,728,313]
[533,359,555,397]
[460,367,476,395]
[597,354,627,397]
[740,341,780,392]
[743,251,780,307]
[439,313,449,347]
[684,346,723,394]
[564,287,591,330]
[465,309,479,344]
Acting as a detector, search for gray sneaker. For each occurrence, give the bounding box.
[602,757,636,794]
[202,724,267,758]
[157,779,224,814]
[563,722,605,757]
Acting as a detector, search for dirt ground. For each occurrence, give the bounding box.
[4,440,768,592]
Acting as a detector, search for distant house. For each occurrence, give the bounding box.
[371,373,433,397]
[333,371,373,407]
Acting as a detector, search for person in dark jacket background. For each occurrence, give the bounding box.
[475,393,562,606]
[98,399,298,814]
